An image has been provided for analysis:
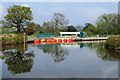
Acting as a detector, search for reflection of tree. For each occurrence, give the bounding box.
[2,44,35,75]
[96,43,120,61]
[37,44,68,62]
[87,42,120,61]
[2,43,27,52]
[86,42,98,50]
[51,45,68,62]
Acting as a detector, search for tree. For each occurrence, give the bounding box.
[42,21,54,33]
[87,24,98,34]
[24,27,35,35]
[51,13,69,34]
[82,23,93,31]
[75,25,83,31]
[96,14,118,35]
[0,20,4,26]
[24,22,42,35]
[34,24,42,33]
[28,22,42,33]
[82,23,98,34]
[0,20,16,33]
[4,5,33,32]
[64,25,77,32]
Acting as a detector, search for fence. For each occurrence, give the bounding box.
[27,33,59,40]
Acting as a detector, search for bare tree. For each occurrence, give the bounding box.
[51,13,69,34]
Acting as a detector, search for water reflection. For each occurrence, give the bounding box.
[1,41,120,75]
[96,43,120,61]
[87,42,120,61]
[36,44,69,62]
[2,44,35,75]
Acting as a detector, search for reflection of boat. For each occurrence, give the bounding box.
[60,43,87,48]
[34,38,73,45]
[32,40,106,49]
[74,40,106,43]
[60,43,80,47]
[59,40,106,48]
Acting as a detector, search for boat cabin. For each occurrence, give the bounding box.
[60,32,87,38]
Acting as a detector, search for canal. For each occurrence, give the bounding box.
[1,41,119,78]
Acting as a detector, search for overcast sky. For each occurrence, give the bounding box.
[1,2,118,26]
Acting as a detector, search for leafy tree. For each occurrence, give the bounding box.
[24,22,42,35]
[118,14,120,34]
[0,20,4,26]
[87,25,98,34]
[82,23,93,31]
[96,14,118,35]
[4,5,33,32]
[82,23,98,34]
[29,22,42,33]
[42,21,54,33]
[51,13,69,34]
[0,20,17,33]
[24,26,35,35]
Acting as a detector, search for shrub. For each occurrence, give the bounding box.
[2,34,27,45]
[105,35,120,50]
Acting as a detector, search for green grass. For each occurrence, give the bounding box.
[3,31,23,34]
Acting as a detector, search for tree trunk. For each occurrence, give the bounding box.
[17,25,20,32]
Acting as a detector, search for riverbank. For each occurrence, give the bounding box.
[105,35,120,53]
[2,34,27,45]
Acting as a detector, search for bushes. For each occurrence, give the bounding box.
[105,35,120,50]
[2,34,27,45]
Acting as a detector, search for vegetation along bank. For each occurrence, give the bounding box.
[105,35,120,53]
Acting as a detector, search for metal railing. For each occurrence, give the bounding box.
[27,35,36,40]
[27,34,117,40]
[27,33,59,40]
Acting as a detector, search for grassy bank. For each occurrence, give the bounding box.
[2,34,27,45]
[105,35,120,53]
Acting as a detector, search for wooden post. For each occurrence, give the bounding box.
[24,32,26,51]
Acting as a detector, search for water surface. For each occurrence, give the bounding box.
[1,41,119,78]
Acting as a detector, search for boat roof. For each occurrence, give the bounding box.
[60,32,80,34]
